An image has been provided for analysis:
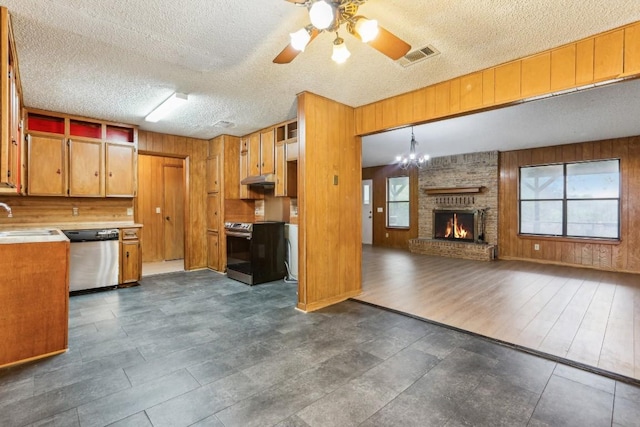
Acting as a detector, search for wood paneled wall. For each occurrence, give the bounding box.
[0,196,132,225]
[137,130,207,270]
[137,154,184,263]
[355,21,640,136]
[499,136,640,273]
[361,165,418,249]
[297,92,361,312]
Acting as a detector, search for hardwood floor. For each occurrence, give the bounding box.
[356,245,640,381]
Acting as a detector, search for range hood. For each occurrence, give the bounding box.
[241,173,276,186]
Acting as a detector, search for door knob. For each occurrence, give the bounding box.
[165,216,170,221]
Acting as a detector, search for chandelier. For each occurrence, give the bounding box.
[395,127,428,170]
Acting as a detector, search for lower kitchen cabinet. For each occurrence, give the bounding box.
[120,227,141,283]
[0,239,69,367]
[207,231,219,271]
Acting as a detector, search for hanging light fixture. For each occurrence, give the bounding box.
[395,127,428,170]
[331,33,351,64]
[353,17,379,42]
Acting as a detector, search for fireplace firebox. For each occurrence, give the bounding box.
[433,209,486,243]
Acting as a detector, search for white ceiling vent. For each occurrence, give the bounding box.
[397,45,440,67]
[213,120,235,128]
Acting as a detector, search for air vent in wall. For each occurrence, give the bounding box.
[396,45,440,67]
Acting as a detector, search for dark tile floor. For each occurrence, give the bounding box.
[1,270,639,427]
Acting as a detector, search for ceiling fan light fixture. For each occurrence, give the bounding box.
[309,0,334,30]
[354,17,379,43]
[331,34,351,64]
[290,27,312,51]
[145,92,188,123]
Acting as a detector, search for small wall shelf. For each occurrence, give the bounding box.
[423,186,483,195]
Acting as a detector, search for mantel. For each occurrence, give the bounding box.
[423,186,483,195]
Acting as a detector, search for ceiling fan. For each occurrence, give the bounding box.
[274,0,411,64]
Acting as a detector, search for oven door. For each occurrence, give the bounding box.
[226,231,253,284]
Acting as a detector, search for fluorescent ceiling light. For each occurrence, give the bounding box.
[145,92,188,122]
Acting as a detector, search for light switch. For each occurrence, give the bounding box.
[377,207,383,213]
[155,207,161,214]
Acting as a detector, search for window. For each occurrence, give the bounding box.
[387,176,410,228]
[519,159,620,239]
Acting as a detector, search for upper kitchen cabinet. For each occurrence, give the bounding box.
[248,129,275,176]
[105,143,135,197]
[25,109,138,197]
[0,7,24,194]
[275,119,298,161]
[27,134,66,196]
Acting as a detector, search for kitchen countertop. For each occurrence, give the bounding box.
[0,229,69,245]
[0,222,143,231]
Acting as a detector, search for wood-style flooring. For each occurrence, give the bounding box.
[356,245,640,381]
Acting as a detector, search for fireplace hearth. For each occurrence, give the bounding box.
[433,209,486,243]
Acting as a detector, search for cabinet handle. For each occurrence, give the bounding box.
[56,169,61,175]
[126,251,130,258]
[95,171,99,177]
[109,172,113,177]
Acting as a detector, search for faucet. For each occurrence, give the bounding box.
[0,202,12,218]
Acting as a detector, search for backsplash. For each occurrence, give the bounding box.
[0,196,134,226]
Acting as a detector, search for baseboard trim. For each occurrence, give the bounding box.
[298,289,362,312]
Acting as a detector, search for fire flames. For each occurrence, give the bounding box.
[444,214,468,239]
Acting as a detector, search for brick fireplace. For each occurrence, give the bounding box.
[409,151,498,261]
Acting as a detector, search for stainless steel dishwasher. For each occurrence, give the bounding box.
[62,229,120,292]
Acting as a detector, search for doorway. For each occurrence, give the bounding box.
[136,154,186,276]
[362,179,373,244]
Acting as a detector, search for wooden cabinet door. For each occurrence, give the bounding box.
[249,132,261,176]
[207,231,219,271]
[106,143,135,197]
[260,128,275,174]
[206,154,220,193]
[121,240,141,283]
[27,134,66,196]
[239,147,250,199]
[69,139,103,197]
[207,193,219,231]
[275,142,286,197]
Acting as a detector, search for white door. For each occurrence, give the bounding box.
[362,179,373,244]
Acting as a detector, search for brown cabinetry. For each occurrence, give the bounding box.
[0,7,23,194]
[260,129,275,174]
[120,227,141,284]
[69,139,102,197]
[25,110,137,197]
[106,143,135,197]
[207,137,223,271]
[274,119,298,197]
[207,231,219,270]
[0,239,69,367]
[27,134,66,196]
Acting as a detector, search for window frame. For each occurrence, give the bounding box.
[386,175,410,229]
[518,159,621,240]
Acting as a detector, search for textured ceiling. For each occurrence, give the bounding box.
[2,0,640,141]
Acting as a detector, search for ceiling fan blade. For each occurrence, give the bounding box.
[273,29,319,64]
[362,25,411,60]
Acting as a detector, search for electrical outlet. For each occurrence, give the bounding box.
[126,207,133,216]
[155,207,161,214]
[72,207,79,216]
[385,233,389,238]
[534,244,540,251]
